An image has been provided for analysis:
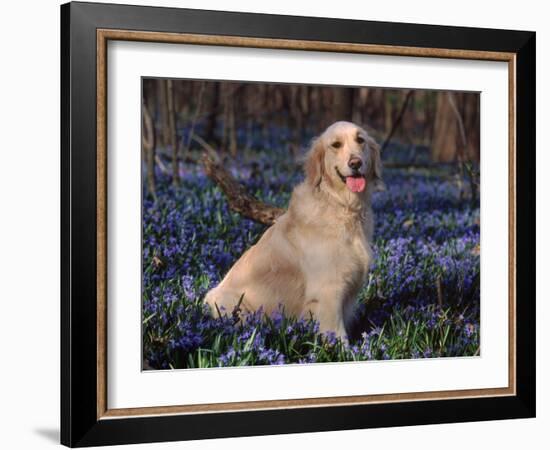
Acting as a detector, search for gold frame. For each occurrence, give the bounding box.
[96,29,516,420]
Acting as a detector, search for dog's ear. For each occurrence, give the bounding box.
[367,135,385,191]
[304,137,326,188]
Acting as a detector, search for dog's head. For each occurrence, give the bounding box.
[305,121,384,199]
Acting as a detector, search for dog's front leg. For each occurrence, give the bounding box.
[304,288,348,341]
[319,311,348,342]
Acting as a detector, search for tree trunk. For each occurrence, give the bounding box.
[227,92,238,157]
[381,90,414,151]
[423,91,437,146]
[384,92,394,136]
[183,82,205,157]
[221,84,229,152]
[204,83,220,146]
[157,79,170,148]
[166,79,179,185]
[431,92,459,163]
[287,85,303,156]
[332,88,354,122]
[462,93,480,162]
[142,102,156,197]
[353,87,369,126]
[369,89,386,133]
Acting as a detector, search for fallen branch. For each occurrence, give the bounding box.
[192,134,285,226]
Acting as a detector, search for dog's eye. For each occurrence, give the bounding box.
[332,141,342,149]
[356,136,365,144]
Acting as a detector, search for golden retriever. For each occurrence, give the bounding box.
[204,121,383,340]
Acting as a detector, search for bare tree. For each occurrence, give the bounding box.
[448,92,480,206]
[432,91,459,162]
[332,88,354,122]
[166,79,179,185]
[182,82,205,157]
[432,91,480,163]
[226,87,238,156]
[157,79,170,148]
[204,83,220,146]
[381,90,414,152]
[142,102,156,198]
[352,87,369,126]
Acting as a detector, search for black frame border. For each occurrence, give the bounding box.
[61,1,535,447]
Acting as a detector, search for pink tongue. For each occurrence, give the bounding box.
[346,176,366,193]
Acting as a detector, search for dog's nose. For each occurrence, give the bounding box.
[348,157,363,170]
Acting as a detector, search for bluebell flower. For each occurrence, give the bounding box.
[142,137,480,369]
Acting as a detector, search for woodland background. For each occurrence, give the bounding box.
[141,79,480,194]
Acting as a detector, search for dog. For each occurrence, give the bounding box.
[204,121,383,340]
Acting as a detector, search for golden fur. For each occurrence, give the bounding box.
[204,121,383,339]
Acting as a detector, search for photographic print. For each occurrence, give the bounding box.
[141,79,481,370]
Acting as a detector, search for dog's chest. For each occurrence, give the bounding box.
[339,224,372,273]
[300,221,372,281]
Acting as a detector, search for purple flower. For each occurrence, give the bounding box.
[142,138,480,369]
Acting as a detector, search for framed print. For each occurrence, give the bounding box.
[60,1,536,447]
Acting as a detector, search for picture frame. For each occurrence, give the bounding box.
[60,1,535,447]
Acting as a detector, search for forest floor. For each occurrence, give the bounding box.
[142,145,480,369]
